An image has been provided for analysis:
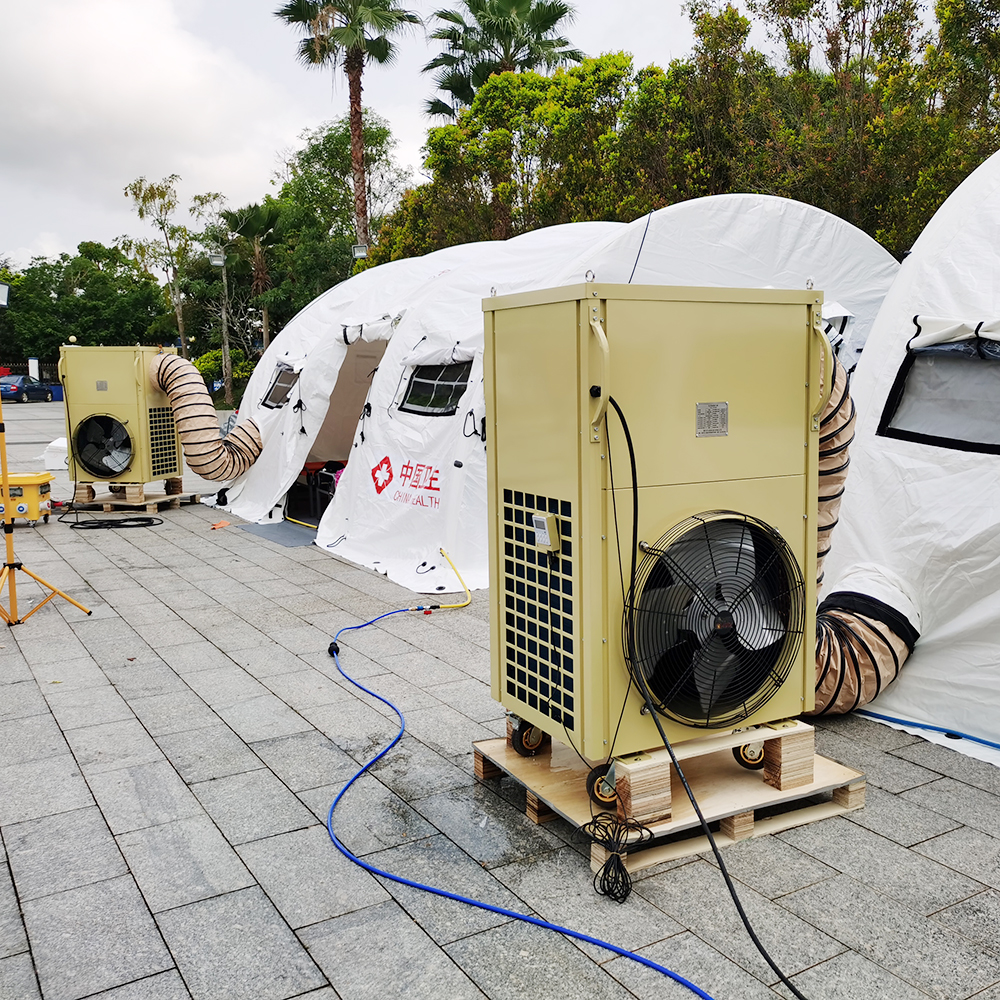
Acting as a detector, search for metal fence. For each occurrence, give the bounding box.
[0,362,59,381]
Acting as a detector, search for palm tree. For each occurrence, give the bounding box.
[221,203,281,349]
[422,0,583,118]
[275,0,420,247]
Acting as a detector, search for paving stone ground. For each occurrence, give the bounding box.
[0,402,998,999]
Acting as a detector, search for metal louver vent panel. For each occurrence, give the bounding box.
[148,407,180,477]
[502,489,576,731]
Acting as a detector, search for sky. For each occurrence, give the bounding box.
[0,0,711,269]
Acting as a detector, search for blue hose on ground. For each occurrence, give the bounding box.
[325,611,717,1000]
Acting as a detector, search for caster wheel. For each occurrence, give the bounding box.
[733,742,766,770]
[586,763,617,808]
[43,515,49,523]
[510,719,546,757]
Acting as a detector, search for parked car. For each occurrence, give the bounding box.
[0,376,53,403]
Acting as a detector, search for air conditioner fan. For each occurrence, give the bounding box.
[624,511,805,729]
[75,415,133,479]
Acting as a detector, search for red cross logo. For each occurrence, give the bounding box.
[371,456,393,494]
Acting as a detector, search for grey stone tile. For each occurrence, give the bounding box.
[0,681,46,722]
[158,642,238,675]
[301,774,437,855]
[779,873,1000,999]
[776,949,933,999]
[0,713,68,766]
[236,824,389,928]
[133,619,204,648]
[359,671,444,715]
[103,659,188,699]
[299,900,485,1000]
[367,834,531,944]
[412,783,564,869]
[31,653,109,690]
[154,725,262,784]
[191,769,314,845]
[700,834,838,899]
[902,777,1000,840]
[0,752,93,824]
[814,713,923,752]
[0,654,31,686]
[200,621,266,653]
[23,875,172,1000]
[893,739,1000,797]
[262,670,353,712]
[605,931,779,1000]
[84,970,192,999]
[300,698,398,760]
[182,665,266,709]
[249,731,356,792]
[378,648,467,686]
[445,918,634,999]
[933,889,1000,956]
[400,702,497,759]
[0,857,27,959]
[128,690,219,737]
[634,859,845,985]
[65,718,163,774]
[778,816,982,914]
[426,676,505,724]
[368,735,475,801]
[814,729,938,793]
[843,783,962,847]
[87,759,203,834]
[214,694,312,743]
[5,806,126,900]
[44,682,134,730]
[226,642,304,679]
[301,646,388,682]
[156,887,326,1000]
[268,624,333,654]
[16,636,90,668]
[915,827,1000,890]
[0,953,40,1000]
[118,814,255,912]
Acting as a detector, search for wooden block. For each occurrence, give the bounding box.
[720,810,754,841]
[74,484,96,503]
[526,791,556,824]
[474,747,502,781]
[164,477,183,495]
[615,752,671,825]
[505,715,514,747]
[763,729,815,790]
[833,780,866,810]
[124,484,145,504]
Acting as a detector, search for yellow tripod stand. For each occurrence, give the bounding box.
[0,394,91,624]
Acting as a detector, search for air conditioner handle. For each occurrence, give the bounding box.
[589,317,609,442]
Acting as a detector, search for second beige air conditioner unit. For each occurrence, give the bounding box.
[483,284,829,768]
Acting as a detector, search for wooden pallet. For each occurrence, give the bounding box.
[472,731,865,875]
[84,492,201,514]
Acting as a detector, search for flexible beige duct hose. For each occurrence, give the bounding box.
[816,355,854,588]
[149,353,263,482]
[807,353,917,715]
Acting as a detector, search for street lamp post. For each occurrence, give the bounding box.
[207,251,233,407]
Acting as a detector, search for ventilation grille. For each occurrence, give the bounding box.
[148,407,180,477]
[502,489,575,731]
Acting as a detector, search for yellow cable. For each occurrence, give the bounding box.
[437,547,472,609]
[284,515,319,530]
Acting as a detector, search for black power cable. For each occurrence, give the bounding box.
[607,394,811,1000]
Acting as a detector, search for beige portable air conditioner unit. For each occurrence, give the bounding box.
[483,284,828,773]
[59,346,182,488]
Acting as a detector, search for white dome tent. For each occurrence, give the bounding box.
[822,149,1000,759]
[315,194,899,593]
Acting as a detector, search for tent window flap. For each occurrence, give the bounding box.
[877,343,1000,453]
[399,361,472,416]
[261,363,300,410]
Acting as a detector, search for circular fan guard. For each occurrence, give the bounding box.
[75,415,133,479]
[623,511,805,729]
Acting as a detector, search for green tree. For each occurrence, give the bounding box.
[122,175,194,358]
[422,0,584,117]
[221,202,281,349]
[275,0,420,248]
